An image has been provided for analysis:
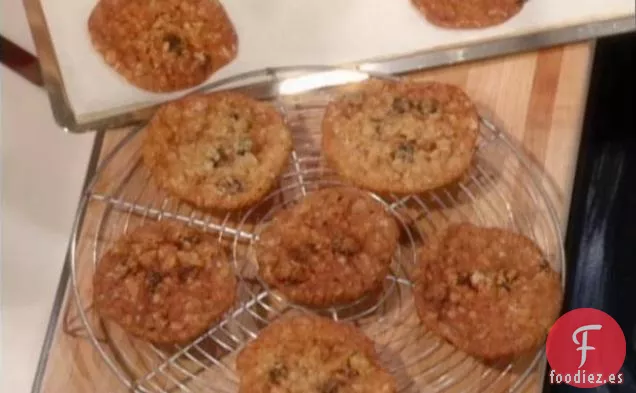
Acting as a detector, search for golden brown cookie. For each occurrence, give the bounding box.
[413,223,563,360]
[411,0,524,29]
[143,92,293,210]
[236,315,397,393]
[322,80,479,195]
[256,188,400,307]
[88,0,237,92]
[93,221,236,344]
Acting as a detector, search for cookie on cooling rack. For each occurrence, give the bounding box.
[322,80,479,195]
[88,0,237,92]
[93,221,237,344]
[412,223,563,361]
[411,0,524,29]
[256,188,400,307]
[143,92,293,210]
[236,315,397,393]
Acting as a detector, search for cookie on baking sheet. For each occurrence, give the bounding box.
[93,221,236,344]
[411,0,524,29]
[413,223,563,360]
[88,0,237,92]
[236,315,397,393]
[142,92,293,211]
[322,80,479,195]
[256,188,400,307]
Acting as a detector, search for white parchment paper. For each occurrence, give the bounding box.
[39,0,635,121]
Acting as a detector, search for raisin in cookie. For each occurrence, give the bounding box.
[322,80,479,195]
[93,221,236,344]
[411,0,524,29]
[143,92,293,210]
[88,0,237,92]
[413,223,563,360]
[236,315,396,393]
[256,188,400,307]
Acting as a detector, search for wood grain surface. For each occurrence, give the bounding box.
[36,42,593,393]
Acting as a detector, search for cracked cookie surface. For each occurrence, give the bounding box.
[413,223,563,360]
[93,221,236,344]
[236,315,396,393]
[322,80,479,194]
[256,188,400,307]
[88,0,237,92]
[411,0,524,29]
[143,92,293,210]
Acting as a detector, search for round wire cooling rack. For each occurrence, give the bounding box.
[68,66,566,393]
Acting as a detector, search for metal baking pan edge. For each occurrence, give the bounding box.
[23,0,635,133]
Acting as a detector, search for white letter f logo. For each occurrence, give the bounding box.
[572,324,602,369]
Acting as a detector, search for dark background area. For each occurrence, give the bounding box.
[544,31,636,393]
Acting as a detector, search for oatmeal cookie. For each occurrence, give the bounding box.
[143,92,293,210]
[256,188,400,307]
[322,80,479,194]
[413,223,563,360]
[236,315,396,393]
[88,0,237,92]
[93,221,236,344]
[411,0,524,29]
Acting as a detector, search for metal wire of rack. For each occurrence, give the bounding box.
[67,67,565,393]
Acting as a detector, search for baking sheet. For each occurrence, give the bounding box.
[39,0,635,123]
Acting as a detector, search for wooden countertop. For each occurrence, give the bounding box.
[34,42,593,393]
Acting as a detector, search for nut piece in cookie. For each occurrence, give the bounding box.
[93,221,237,344]
[411,0,524,29]
[88,0,238,92]
[413,223,563,360]
[256,188,400,307]
[236,315,397,393]
[322,80,479,195]
[142,92,293,210]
